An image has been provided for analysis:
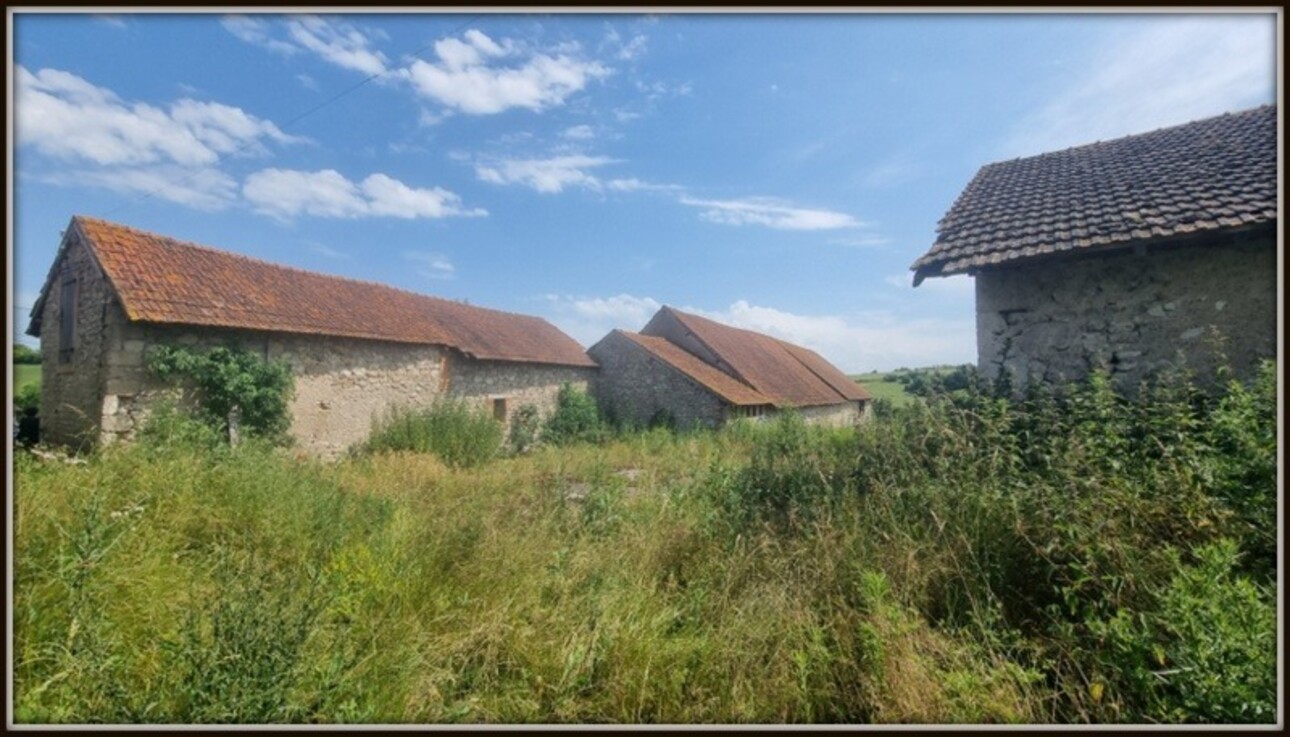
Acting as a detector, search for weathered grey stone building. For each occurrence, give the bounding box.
[27,216,597,454]
[912,105,1278,390]
[588,306,870,428]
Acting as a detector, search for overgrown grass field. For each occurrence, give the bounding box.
[14,363,39,392]
[12,363,1278,724]
[850,372,912,406]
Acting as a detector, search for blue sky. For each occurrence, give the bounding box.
[11,11,1277,371]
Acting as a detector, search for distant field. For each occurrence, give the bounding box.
[14,364,40,391]
[851,372,914,406]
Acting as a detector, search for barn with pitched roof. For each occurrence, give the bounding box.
[911,105,1277,389]
[587,306,870,428]
[27,215,597,453]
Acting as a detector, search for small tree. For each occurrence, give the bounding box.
[147,344,295,444]
[542,384,605,446]
[13,344,41,364]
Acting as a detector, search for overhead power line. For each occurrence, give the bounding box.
[100,13,484,219]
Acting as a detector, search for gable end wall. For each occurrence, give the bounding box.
[974,235,1277,390]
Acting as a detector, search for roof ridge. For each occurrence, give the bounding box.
[981,103,1276,169]
[71,215,549,325]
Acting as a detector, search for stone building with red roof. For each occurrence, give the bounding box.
[587,306,870,429]
[912,105,1277,389]
[27,216,597,453]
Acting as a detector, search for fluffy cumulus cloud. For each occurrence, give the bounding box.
[475,155,617,194]
[540,293,663,346]
[404,29,610,115]
[220,15,299,55]
[286,15,389,76]
[17,66,299,167]
[541,293,975,372]
[1004,15,1275,157]
[44,166,239,211]
[243,168,487,221]
[678,196,861,231]
[687,300,975,373]
[16,65,300,209]
[222,14,388,75]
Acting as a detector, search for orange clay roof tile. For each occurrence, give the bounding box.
[56,216,596,367]
[614,330,771,406]
[650,307,868,407]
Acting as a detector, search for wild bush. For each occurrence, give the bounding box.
[542,384,606,446]
[15,381,41,414]
[14,343,41,364]
[507,403,542,455]
[364,398,503,468]
[146,344,294,444]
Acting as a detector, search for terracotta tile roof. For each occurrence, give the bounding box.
[912,104,1277,284]
[649,307,868,407]
[614,330,771,406]
[774,339,871,402]
[38,216,596,367]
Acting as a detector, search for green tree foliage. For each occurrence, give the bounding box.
[542,384,606,446]
[13,343,42,364]
[15,383,41,414]
[146,344,294,444]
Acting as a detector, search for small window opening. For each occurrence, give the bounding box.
[58,277,78,364]
[493,397,508,422]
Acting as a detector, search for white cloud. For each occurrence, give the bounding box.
[223,14,388,76]
[305,241,349,259]
[562,124,595,140]
[94,15,128,29]
[404,251,456,280]
[541,293,663,346]
[286,15,389,76]
[243,168,486,221]
[542,294,976,372]
[602,28,648,61]
[605,178,683,193]
[678,196,861,231]
[830,234,893,249]
[45,166,238,211]
[221,15,299,56]
[686,300,975,373]
[404,29,610,115]
[885,272,974,297]
[296,73,319,90]
[1003,15,1275,157]
[16,66,299,168]
[475,155,617,193]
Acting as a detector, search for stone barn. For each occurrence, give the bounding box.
[26,215,597,454]
[588,306,870,428]
[911,104,1277,390]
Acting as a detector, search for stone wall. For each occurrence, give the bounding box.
[587,331,729,429]
[793,401,866,428]
[90,310,590,456]
[445,356,595,436]
[975,236,1277,391]
[98,320,450,456]
[37,232,112,450]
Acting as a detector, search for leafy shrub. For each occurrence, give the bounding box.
[712,410,855,531]
[15,382,40,414]
[506,404,542,455]
[147,344,295,444]
[13,343,41,364]
[1088,539,1276,723]
[542,384,606,446]
[364,398,502,468]
[137,400,226,455]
